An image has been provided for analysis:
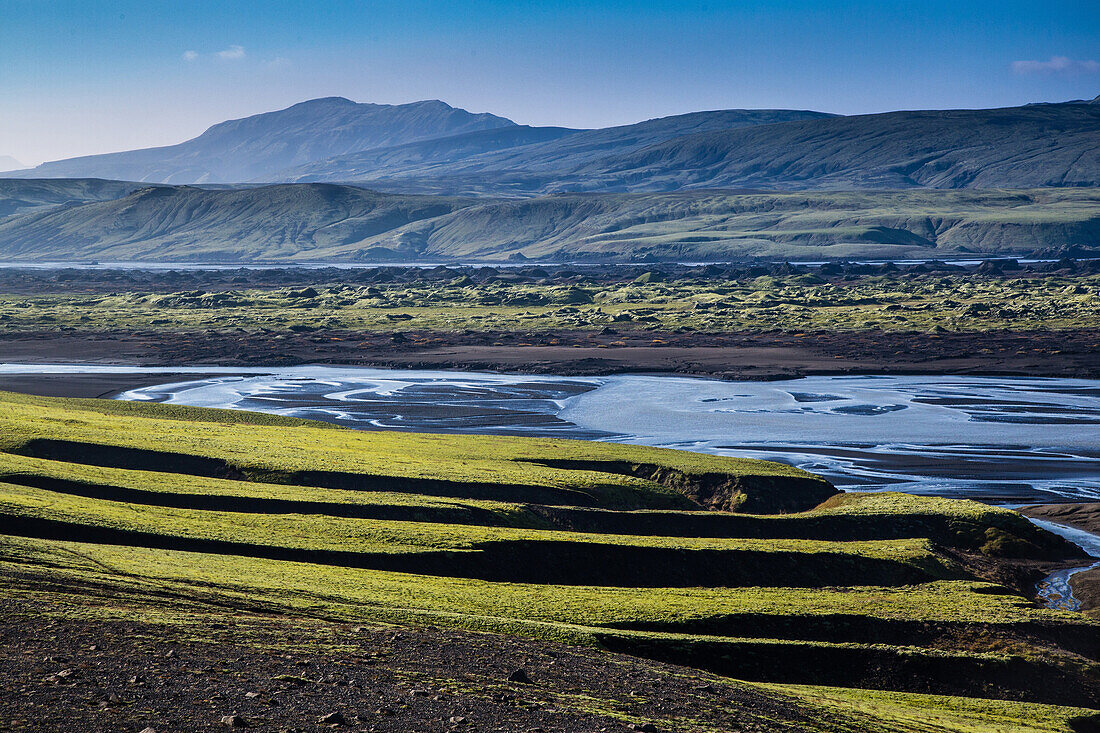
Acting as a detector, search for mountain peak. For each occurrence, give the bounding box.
[290,96,359,108]
[20,97,516,183]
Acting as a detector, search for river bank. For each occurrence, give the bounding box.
[1,327,1098,385]
[3,365,1098,613]
[1020,504,1100,616]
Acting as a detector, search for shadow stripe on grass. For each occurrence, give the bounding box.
[8,439,605,507]
[0,473,519,527]
[0,515,954,588]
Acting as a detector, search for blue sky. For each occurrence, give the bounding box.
[1,0,1097,165]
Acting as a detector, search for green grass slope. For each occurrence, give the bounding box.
[0,390,1097,727]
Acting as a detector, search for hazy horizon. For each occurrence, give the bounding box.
[3,0,1098,167]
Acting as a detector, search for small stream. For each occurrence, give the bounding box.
[1028,518,1100,611]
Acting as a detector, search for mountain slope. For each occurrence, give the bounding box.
[13,98,516,184]
[0,183,1095,262]
[279,108,837,192]
[282,124,583,186]
[0,183,478,261]
[571,103,1100,192]
[362,188,1100,261]
[0,178,155,219]
[10,100,1097,193]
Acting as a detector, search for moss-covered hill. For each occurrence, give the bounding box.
[0,391,1097,730]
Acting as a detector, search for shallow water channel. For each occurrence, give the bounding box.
[6,364,1100,607]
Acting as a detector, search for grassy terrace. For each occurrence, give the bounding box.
[1,270,1098,335]
[1,391,1098,729]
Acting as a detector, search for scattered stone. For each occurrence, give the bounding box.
[138,728,157,733]
[244,691,260,698]
[221,714,250,727]
[629,724,658,732]
[410,689,430,697]
[449,716,468,725]
[318,712,347,726]
[165,649,177,658]
[46,668,76,683]
[508,668,532,684]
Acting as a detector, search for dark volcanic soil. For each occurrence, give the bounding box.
[0,596,821,733]
[1,328,1097,395]
[0,373,234,399]
[1020,504,1100,535]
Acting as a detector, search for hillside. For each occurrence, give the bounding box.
[569,103,1100,192]
[364,188,1100,261]
[267,102,1100,196]
[0,178,153,219]
[1,390,1098,731]
[0,183,477,261]
[0,182,1095,262]
[11,98,516,184]
[279,108,836,192]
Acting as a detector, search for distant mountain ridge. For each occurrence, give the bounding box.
[283,102,1099,195]
[569,103,1100,192]
[0,156,24,173]
[14,100,838,190]
[10,97,1097,194]
[13,98,516,184]
[278,108,837,191]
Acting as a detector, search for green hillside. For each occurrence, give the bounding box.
[1,390,1098,731]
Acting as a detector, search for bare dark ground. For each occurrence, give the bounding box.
[0,594,825,733]
[0,328,1097,399]
[0,373,234,399]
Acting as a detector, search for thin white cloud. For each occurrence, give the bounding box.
[182,50,199,62]
[1011,56,1100,75]
[216,45,246,61]
[265,56,292,70]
